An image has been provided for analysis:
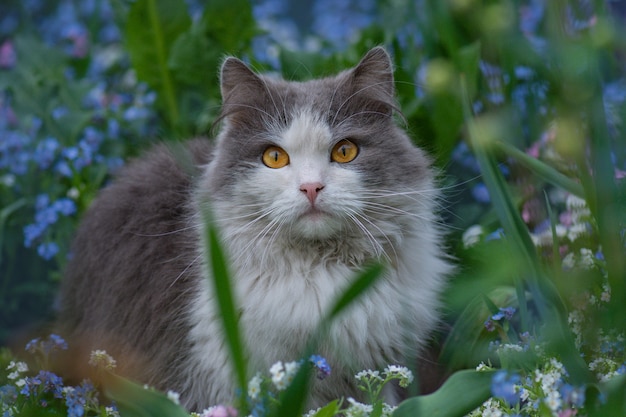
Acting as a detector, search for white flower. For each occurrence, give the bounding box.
[89,350,117,370]
[476,362,490,372]
[345,397,373,417]
[270,360,300,391]
[544,390,562,411]
[167,390,181,405]
[381,403,396,417]
[568,223,590,242]
[562,252,576,270]
[6,361,28,374]
[566,194,588,211]
[578,248,595,269]
[480,398,504,417]
[462,225,484,248]
[247,373,262,400]
[303,407,322,417]
[354,369,381,381]
[105,407,121,417]
[383,365,414,387]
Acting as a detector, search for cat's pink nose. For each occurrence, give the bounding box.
[300,182,325,204]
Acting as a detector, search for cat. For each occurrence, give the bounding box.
[57,47,452,411]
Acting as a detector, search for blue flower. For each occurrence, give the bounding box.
[309,354,331,380]
[559,383,585,408]
[24,222,45,248]
[0,384,18,405]
[20,370,64,399]
[471,183,491,204]
[33,137,60,169]
[491,370,521,406]
[37,242,59,260]
[491,307,516,322]
[64,381,96,417]
[34,207,59,228]
[484,319,496,332]
[52,198,77,216]
[25,334,69,355]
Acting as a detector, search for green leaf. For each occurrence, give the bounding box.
[309,400,341,417]
[124,0,191,130]
[326,263,384,322]
[273,360,314,417]
[201,0,257,53]
[494,141,584,197]
[102,372,189,417]
[0,199,26,267]
[202,210,248,412]
[394,370,495,417]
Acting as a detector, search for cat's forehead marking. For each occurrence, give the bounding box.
[279,109,333,153]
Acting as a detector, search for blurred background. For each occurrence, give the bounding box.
[1,3,625,414]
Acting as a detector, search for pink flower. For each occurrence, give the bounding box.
[201,405,238,417]
[0,40,16,68]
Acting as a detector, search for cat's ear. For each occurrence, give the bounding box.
[347,47,397,116]
[219,57,265,103]
[352,47,395,96]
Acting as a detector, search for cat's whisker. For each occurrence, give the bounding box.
[132,223,201,237]
[168,253,202,289]
[229,210,282,268]
[222,102,278,124]
[333,109,393,130]
[344,208,394,263]
[330,81,398,127]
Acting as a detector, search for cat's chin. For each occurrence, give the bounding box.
[293,208,342,240]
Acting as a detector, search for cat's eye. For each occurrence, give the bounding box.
[262,146,290,169]
[331,139,359,163]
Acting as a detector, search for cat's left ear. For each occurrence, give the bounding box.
[348,47,396,115]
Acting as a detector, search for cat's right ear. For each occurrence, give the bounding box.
[219,57,265,103]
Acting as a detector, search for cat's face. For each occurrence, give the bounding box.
[205,48,433,250]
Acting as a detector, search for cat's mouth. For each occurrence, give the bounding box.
[293,206,341,239]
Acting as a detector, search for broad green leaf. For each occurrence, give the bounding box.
[393,369,495,417]
[201,0,256,53]
[168,26,220,88]
[102,372,189,417]
[124,0,191,130]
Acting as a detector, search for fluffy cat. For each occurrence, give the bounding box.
[58,47,452,410]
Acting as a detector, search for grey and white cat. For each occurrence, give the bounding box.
[58,47,451,410]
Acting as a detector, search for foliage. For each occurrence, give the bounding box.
[1,0,626,416]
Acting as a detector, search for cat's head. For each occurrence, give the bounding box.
[204,47,436,256]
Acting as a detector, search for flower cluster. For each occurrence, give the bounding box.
[0,334,119,417]
[471,357,587,417]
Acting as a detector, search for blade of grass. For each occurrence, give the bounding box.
[494,141,585,197]
[0,198,26,267]
[326,263,384,322]
[201,209,248,413]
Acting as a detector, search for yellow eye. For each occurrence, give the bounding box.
[331,139,358,163]
[262,146,290,168]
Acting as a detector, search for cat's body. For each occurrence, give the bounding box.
[58,48,451,410]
